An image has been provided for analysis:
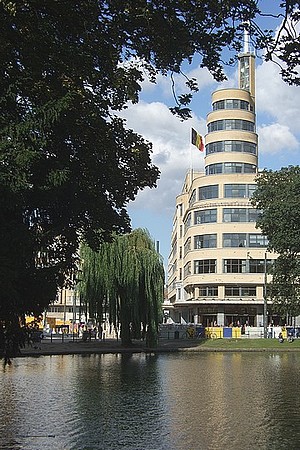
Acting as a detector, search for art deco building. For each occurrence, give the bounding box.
[166,45,277,328]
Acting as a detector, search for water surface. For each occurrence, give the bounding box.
[1,352,300,449]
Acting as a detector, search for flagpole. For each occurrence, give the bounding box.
[189,128,194,181]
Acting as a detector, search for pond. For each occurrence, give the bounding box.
[1,352,300,449]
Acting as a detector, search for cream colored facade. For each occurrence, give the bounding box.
[166,51,278,328]
[44,287,83,332]
[44,288,117,338]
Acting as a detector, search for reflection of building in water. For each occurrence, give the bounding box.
[165,40,280,328]
[161,353,272,448]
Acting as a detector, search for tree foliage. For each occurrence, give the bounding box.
[268,255,300,317]
[79,229,164,347]
[1,1,299,348]
[251,0,300,86]
[252,166,300,315]
[252,166,300,255]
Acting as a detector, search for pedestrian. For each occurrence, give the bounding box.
[278,332,284,343]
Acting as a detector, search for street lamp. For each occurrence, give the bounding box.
[263,251,268,338]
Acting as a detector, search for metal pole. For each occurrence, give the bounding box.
[263,252,268,338]
[63,288,66,328]
[73,288,76,342]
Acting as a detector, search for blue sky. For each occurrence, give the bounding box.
[119,4,300,267]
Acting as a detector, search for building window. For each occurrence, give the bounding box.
[184,262,191,277]
[224,259,247,273]
[212,99,250,111]
[224,184,256,198]
[225,184,247,198]
[244,164,257,173]
[240,56,250,90]
[207,119,255,133]
[194,260,216,274]
[223,233,268,248]
[225,286,256,297]
[199,185,219,200]
[206,140,256,155]
[248,184,257,197]
[248,209,261,222]
[241,286,257,296]
[206,163,223,174]
[223,208,247,222]
[223,233,247,247]
[224,162,243,173]
[184,237,191,255]
[189,189,196,207]
[194,234,217,249]
[179,225,183,238]
[169,261,177,276]
[199,286,218,296]
[249,259,265,273]
[223,208,260,223]
[184,212,191,233]
[224,259,271,273]
[171,238,177,259]
[194,209,217,224]
[206,163,256,175]
[249,234,269,247]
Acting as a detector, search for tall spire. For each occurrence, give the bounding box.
[239,23,255,98]
[243,26,250,54]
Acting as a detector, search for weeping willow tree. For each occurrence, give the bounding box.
[79,229,164,347]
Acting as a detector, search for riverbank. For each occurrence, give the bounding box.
[18,336,300,357]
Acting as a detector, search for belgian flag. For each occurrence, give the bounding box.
[191,128,204,152]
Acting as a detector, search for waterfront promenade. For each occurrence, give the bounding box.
[19,337,202,357]
[18,335,300,357]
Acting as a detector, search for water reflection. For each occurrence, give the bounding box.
[1,352,300,449]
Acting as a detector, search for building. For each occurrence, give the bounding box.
[44,287,83,333]
[165,41,279,329]
[44,287,117,339]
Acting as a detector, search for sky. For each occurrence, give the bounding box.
[119,5,300,267]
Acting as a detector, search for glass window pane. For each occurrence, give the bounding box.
[199,185,219,200]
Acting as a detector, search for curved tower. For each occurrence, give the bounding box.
[166,48,276,328]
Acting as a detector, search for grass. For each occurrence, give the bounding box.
[192,338,300,350]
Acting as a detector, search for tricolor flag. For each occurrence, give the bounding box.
[191,128,204,152]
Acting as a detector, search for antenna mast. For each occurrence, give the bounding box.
[243,22,251,54]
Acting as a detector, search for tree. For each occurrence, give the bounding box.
[1,1,162,343]
[252,166,300,255]
[268,255,300,319]
[79,229,164,347]
[1,1,299,353]
[252,166,300,317]
[251,0,300,86]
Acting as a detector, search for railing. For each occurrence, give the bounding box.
[159,324,288,340]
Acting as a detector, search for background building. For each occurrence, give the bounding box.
[165,42,279,328]
[44,287,83,333]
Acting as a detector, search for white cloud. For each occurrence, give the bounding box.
[118,101,206,212]
[177,65,216,92]
[255,59,300,163]
[258,122,299,154]
[140,64,217,104]
[256,61,300,133]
